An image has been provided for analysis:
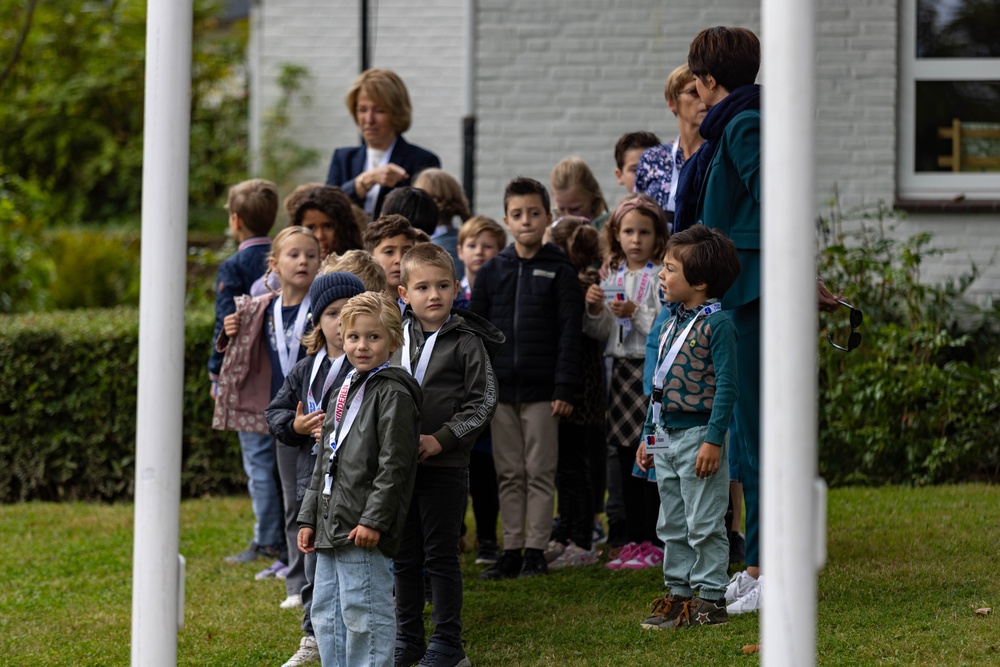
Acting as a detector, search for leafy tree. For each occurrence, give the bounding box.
[0,0,248,225]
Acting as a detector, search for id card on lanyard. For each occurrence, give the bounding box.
[613,262,655,340]
[322,362,388,496]
[646,302,721,453]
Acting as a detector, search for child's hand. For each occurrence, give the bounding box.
[209,381,218,399]
[636,440,654,472]
[223,312,241,337]
[551,399,573,418]
[297,527,315,554]
[311,423,324,441]
[608,300,637,319]
[585,284,605,312]
[349,524,381,549]
[695,442,722,479]
[417,435,443,462]
[293,401,325,436]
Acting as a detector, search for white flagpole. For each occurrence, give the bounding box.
[131,1,192,664]
[760,0,823,663]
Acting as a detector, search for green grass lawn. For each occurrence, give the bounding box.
[2,485,998,666]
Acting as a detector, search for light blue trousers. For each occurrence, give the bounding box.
[313,546,395,667]
[654,425,730,600]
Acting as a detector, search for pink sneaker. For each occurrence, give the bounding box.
[605,542,640,570]
[620,542,663,570]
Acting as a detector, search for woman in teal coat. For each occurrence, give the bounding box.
[682,27,840,615]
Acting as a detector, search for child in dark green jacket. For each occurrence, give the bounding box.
[297,291,421,667]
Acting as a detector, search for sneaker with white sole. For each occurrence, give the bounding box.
[724,570,757,603]
[620,542,663,570]
[280,594,303,610]
[544,540,567,563]
[254,559,286,580]
[727,576,762,614]
[281,636,320,667]
[605,542,640,570]
[549,544,598,569]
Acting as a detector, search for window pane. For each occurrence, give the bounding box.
[915,81,1000,172]
[917,0,1000,58]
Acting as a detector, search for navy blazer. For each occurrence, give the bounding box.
[325,135,441,218]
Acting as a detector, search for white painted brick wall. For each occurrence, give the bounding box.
[253,0,1000,298]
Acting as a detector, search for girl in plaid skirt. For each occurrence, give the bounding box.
[583,195,669,569]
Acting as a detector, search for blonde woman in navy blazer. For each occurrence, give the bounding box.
[325,69,441,218]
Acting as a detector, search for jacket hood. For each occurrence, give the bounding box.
[363,365,423,403]
[449,308,506,359]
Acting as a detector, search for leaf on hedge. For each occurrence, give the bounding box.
[742,644,761,654]
[974,607,991,616]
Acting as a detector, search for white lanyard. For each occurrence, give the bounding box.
[273,294,311,377]
[401,319,446,385]
[323,362,388,496]
[650,302,722,427]
[614,262,655,340]
[666,136,682,213]
[306,350,347,414]
[460,275,471,300]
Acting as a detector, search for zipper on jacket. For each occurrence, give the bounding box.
[513,261,523,402]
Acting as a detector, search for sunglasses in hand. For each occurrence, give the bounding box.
[827,300,862,352]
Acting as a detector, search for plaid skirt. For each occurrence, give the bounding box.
[606,357,647,450]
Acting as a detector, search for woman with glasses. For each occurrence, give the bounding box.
[633,65,708,231]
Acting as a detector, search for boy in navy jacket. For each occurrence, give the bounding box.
[470,177,583,579]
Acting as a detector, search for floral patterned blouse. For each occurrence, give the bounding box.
[633,141,686,217]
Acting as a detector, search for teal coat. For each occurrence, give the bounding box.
[695,109,760,310]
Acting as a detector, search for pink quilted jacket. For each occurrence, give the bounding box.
[212,292,276,434]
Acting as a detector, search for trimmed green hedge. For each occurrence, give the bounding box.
[0,307,244,502]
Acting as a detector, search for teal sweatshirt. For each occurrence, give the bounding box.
[643,303,738,447]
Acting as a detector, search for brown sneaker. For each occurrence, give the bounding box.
[639,595,692,630]
[673,596,729,628]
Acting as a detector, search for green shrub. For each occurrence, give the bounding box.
[0,307,245,502]
[46,229,142,309]
[0,172,54,313]
[817,203,1000,485]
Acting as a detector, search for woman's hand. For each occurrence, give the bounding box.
[355,164,409,196]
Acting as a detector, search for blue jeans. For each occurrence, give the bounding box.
[313,546,394,667]
[237,431,283,548]
[395,466,468,649]
[653,425,730,600]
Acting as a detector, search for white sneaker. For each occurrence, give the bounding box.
[726,575,762,615]
[281,636,320,667]
[279,593,303,610]
[724,570,757,603]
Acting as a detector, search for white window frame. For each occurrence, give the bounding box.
[898,0,1000,200]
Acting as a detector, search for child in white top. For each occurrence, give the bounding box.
[584,194,669,567]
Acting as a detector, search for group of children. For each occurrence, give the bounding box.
[208,139,749,665]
